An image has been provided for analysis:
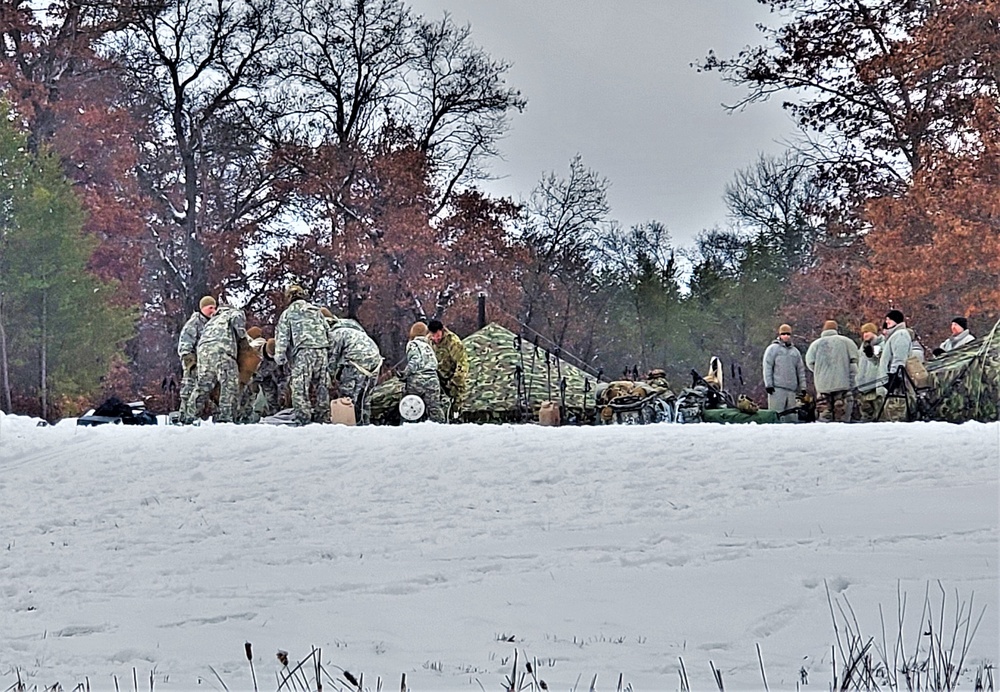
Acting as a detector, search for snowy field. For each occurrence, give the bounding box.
[0,413,997,691]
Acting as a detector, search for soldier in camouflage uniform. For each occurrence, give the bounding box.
[399,321,445,423]
[177,296,217,418]
[184,303,247,423]
[253,338,289,416]
[320,307,367,334]
[274,285,330,425]
[326,314,383,425]
[428,319,468,422]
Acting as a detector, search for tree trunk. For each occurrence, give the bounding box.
[0,291,11,413]
[345,261,362,319]
[39,287,48,420]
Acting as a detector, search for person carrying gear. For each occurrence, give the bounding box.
[273,285,331,425]
[327,312,383,426]
[878,309,913,421]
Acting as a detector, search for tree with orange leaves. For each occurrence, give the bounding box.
[864,99,1000,334]
[862,0,1000,337]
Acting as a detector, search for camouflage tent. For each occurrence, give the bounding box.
[370,322,600,424]
[459,322,599,422]
[920,320,1000,423]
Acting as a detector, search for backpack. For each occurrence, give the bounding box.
[905,355,930,389]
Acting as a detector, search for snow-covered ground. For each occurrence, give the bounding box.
[0,413,997,691]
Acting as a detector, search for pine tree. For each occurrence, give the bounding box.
[0,105,135,418]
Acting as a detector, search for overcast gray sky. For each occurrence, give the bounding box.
[406,0,798,247]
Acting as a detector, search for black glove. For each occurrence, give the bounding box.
[862,342,874,358]
[765,386,775,395]
[932,347,944,357]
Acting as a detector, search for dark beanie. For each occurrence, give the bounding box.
[886,309,905,324]
[952,316,968,330]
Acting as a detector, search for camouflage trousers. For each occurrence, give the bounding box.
[337,365,377,426]
[880,395,910,422]
[405,375,446,423]
[178,359,198,416]
[235,381,262,424]
[815,389,854,423]
[440,386,464,423]
[289,348,329,425]
[439,392,454,422]
[187,348,239,423]
[853,390,884,423]
[258,376,285,417]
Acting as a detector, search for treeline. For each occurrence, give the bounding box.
[0,0,996,419]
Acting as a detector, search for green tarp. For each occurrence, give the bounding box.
[701,408,781,424]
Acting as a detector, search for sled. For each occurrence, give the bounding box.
[77,397,157,426]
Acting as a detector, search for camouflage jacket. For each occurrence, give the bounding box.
[274,299,330,365]
[432,329,468,398]
[400,336,438,381]
[196,305,247,358]
[177,311,208,357]
[329,324,382,375]
[329,316,367,333]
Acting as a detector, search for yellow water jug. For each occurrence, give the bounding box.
[538,401,561,426]
[330,397,356,425]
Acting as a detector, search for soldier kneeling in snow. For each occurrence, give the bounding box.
[183,303,247,424]
[398,322,445,423]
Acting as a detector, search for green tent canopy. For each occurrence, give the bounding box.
[370,322,600,424]
[459,322,598,422]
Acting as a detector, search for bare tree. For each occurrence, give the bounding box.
[519,154,610,343]
[105,0,290,310]
[698,0,976,205]
[410,14,526,211]
[276,0,524,208]
[267,0,525,323]
[725,151,825,271]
